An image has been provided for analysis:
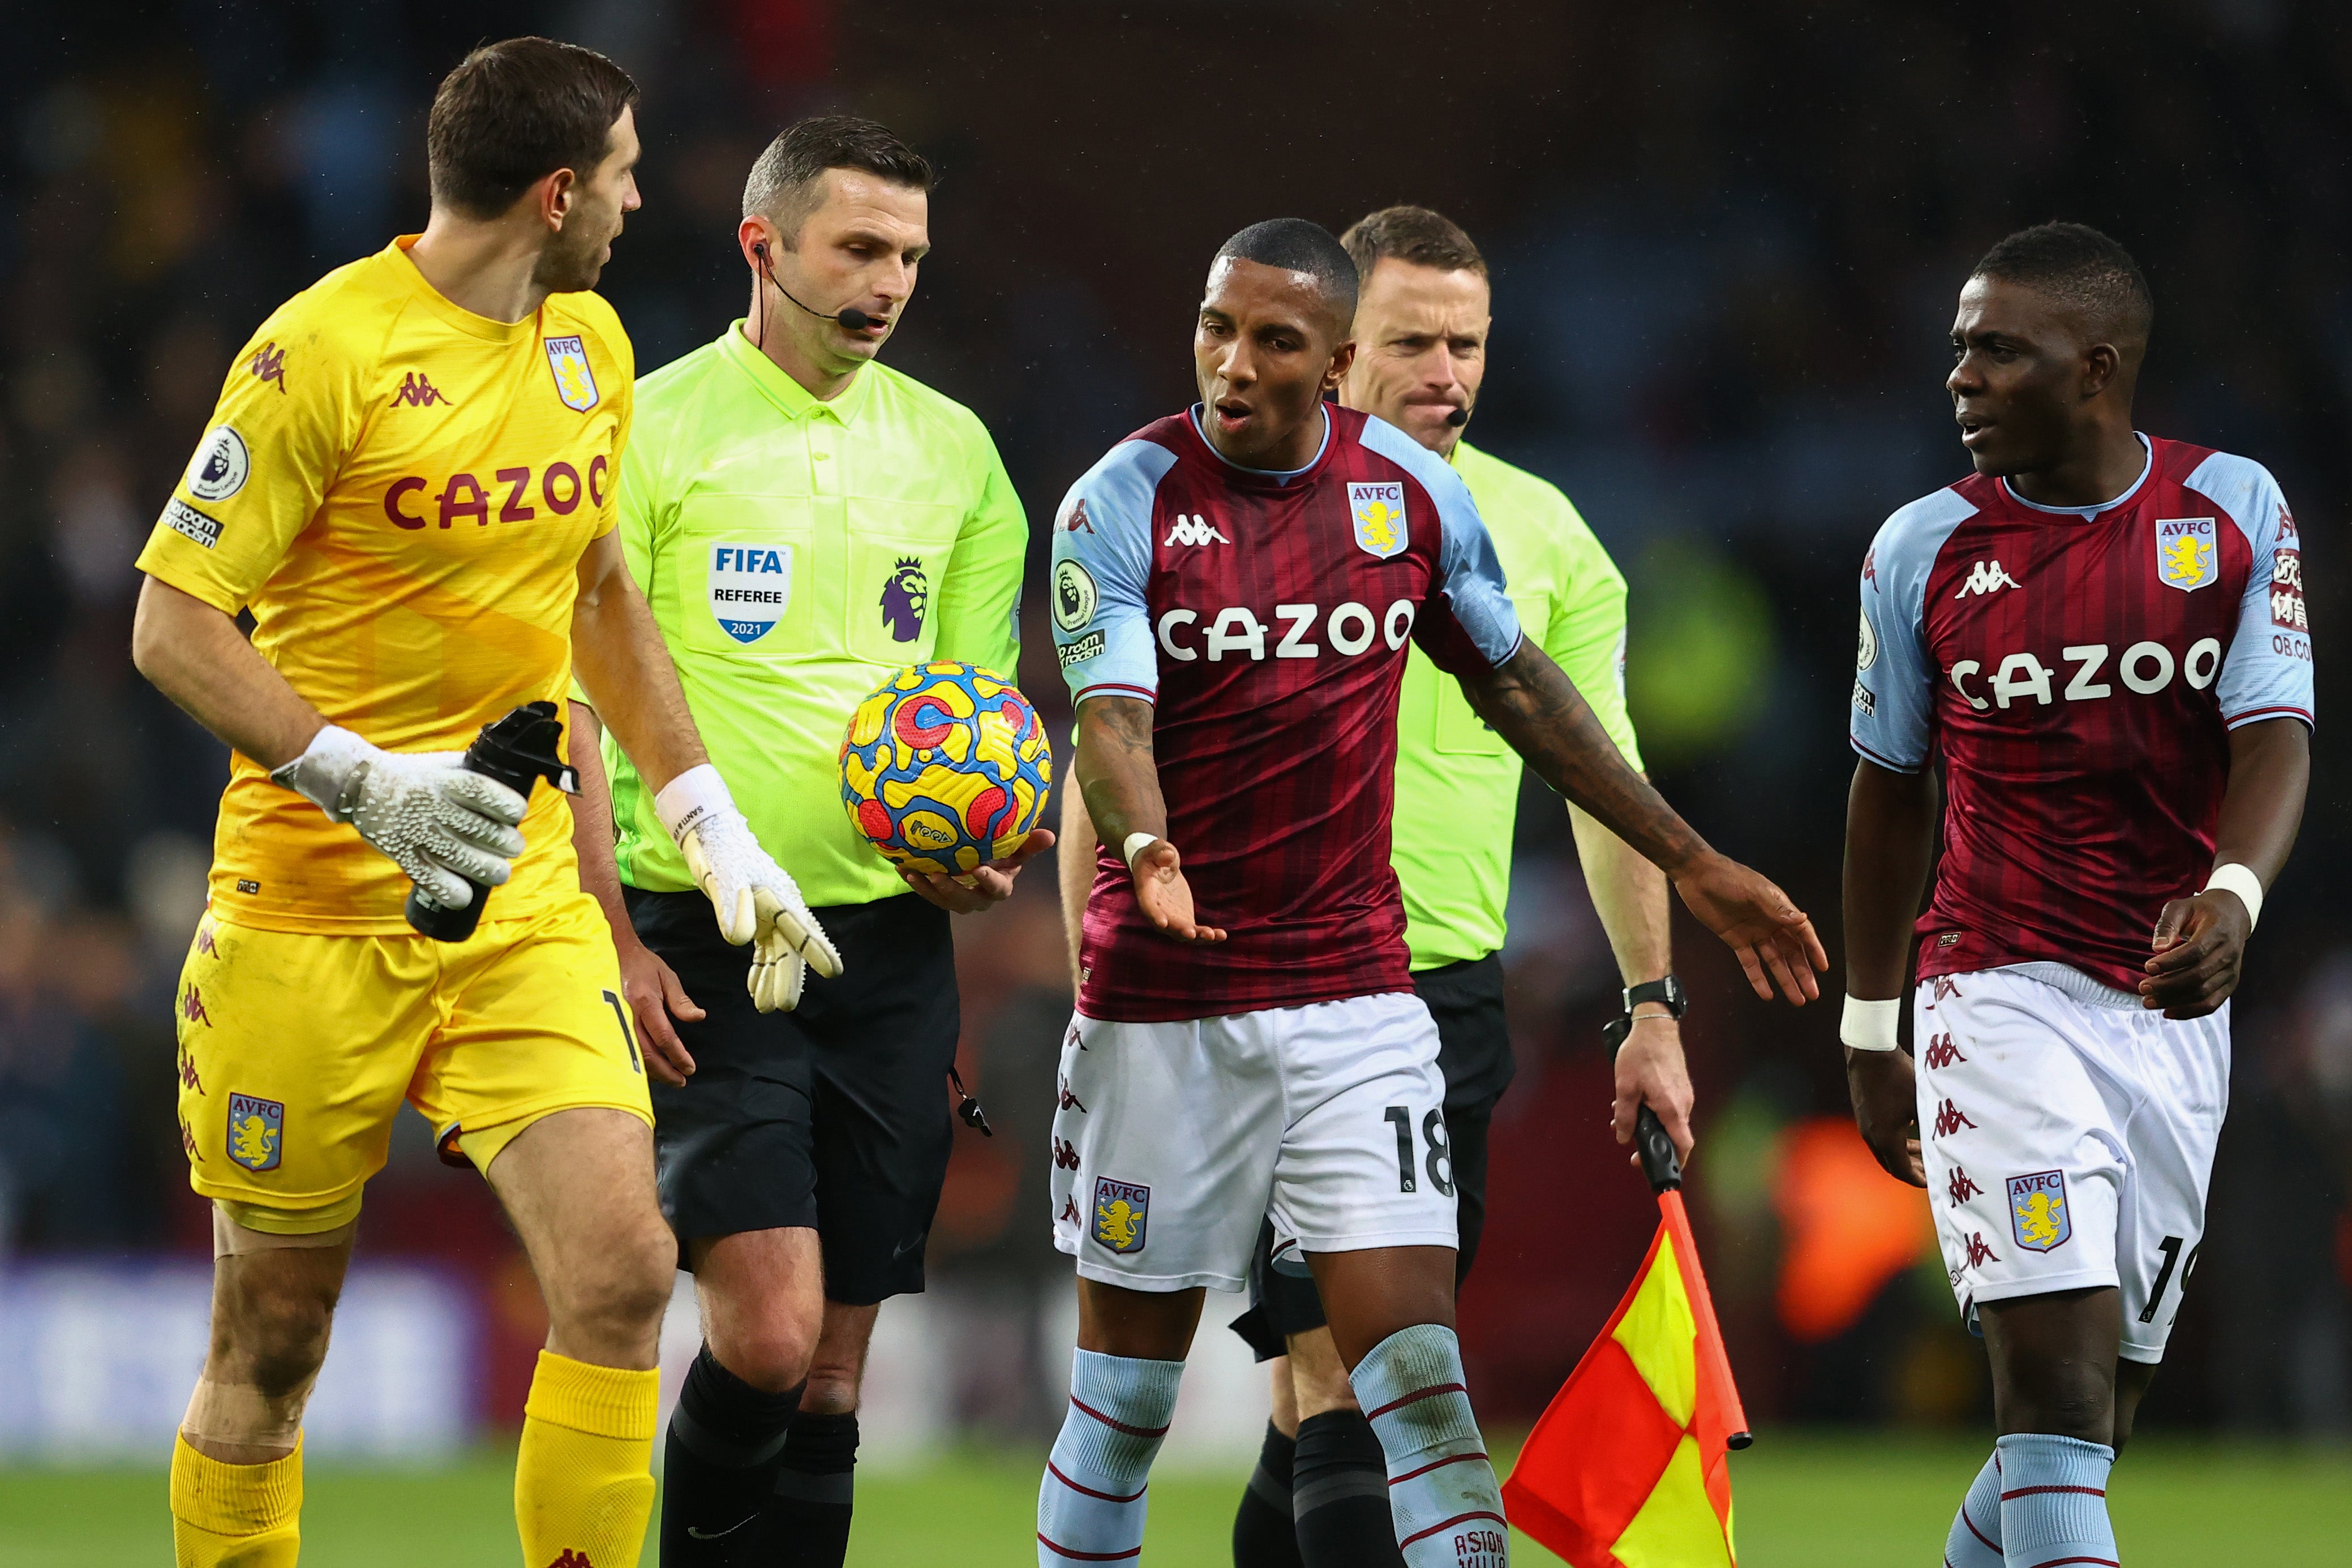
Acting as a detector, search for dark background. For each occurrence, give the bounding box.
[1,0,2346,1437]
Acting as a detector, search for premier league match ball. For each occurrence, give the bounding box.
[839,661,1053,877]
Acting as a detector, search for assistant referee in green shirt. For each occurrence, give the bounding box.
[569,118,1041,1568]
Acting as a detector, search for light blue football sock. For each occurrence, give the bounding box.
[1996,1433,2116,1568]
[1350,1324,1508,1568]
[1944,1450,2003,1567]
[1037,1348,1182,1565]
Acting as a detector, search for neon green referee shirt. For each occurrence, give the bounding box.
[598,323,1027,908]
[1392,439,1642,969]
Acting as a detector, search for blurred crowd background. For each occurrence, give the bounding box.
[2,0,2349,1457]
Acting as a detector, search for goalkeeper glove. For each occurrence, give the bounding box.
[656,764,843,1012]
[271,725,529,910]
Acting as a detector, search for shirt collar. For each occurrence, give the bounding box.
[1999,432,2154,518]
[1187,403,1329,484]
[719,320,874,424]
[385,236,537,343]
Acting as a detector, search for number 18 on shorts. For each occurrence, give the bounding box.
[1049,991,1460,1293]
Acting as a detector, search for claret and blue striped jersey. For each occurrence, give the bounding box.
[1051,403,1523,1023]
[1852,435,2314,992]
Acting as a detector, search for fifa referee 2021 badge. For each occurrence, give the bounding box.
[563,115,1039,1568]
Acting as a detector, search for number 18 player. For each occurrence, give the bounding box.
[1039,218,1824,1568]
[1844,224,2311,1568]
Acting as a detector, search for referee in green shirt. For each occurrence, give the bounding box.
[569,118,1041,1568]
[1059,207,1692,1567]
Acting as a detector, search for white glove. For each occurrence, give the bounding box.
[271,725,529,909]
[655,764,842,1012]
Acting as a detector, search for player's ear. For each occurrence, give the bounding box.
[2080,340,2121,399]
[539,166,578,232]
[1324,338,1357,394]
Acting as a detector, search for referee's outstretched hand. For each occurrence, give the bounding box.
[900,828,1057,913]
[1672,851,1827,1005]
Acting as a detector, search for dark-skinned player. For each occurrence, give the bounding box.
[1038,217,1825,1568]
[1844,224,2310,1568]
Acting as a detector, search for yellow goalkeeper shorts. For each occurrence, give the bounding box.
[173,891,652,1232]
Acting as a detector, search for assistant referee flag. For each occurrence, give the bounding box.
[598,321,1026,907]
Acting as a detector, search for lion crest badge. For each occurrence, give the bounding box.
[543,335,600,413]
[1091,1176,1149,1255]
[2007,1170,2072,1253]
[227,1092,285,1173]
[2154,516,2217,592]
[1349,482,1408,560]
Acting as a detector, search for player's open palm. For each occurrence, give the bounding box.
[2141,890,2250,1019]
[1672,853,1827,1004]
[1131,839,1226,944]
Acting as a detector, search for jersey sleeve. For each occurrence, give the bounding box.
[2190,452,2315,731]
[1850,495,1965,772]
[1050,440,1174,705]
[1357,418,1521,673]
[133,298,370,613]
[929,423,1028,680]
[1544,506,1642,770]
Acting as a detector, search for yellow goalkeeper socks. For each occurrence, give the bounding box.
[516,1350,660,1568]
[170,1432,303,1568]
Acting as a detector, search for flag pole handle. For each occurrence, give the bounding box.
[1634,1104,1681,1193]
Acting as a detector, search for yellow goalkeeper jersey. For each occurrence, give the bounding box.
[135,235,634,934]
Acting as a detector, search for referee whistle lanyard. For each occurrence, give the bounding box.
[948,1064,992,1136]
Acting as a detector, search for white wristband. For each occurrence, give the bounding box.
[2203,862,2263,930]
[654,763,737,846]
[1840,995,1902,1053]
[268,724,373,819]
[1122,832,1161,872]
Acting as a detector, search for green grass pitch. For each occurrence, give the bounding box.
[5,1433,2347,1564]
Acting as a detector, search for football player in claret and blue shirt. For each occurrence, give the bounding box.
[1036,217,1828,1568]
[1843,224,2311,1568]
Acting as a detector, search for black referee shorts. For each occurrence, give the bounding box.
[626,887,959,1306]
[1230,953,1510,1361]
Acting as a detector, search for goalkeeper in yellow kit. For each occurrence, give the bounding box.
[130,38,836,1568]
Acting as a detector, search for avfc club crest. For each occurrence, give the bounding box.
[2154,516,2218,592]
[543,334,600,413]
[1091,1176,1149,1255]
[227,1092,285,1172]
[1348,482,1408,560]
[2006,1170,2072,1252]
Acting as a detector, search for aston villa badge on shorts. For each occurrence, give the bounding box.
[2154,516,2217,592]
[1091,1176,1149,1255]
[2007,1170,2071,1252]
[226,1093,285,1172]
[1349,482,1408,560]
[543,334,600,412]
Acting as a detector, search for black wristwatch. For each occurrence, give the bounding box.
[1623,974,1689,1021]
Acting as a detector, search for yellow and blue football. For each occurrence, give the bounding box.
[839,661,1053,877]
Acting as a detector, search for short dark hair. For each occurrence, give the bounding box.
[1972,222,2154,344]
[743,115,935,243]
[1214,218,1358,321]
[1339,205,1487,282]
[427,37,638,219]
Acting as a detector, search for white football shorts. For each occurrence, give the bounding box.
[1914,963,2229,1362]
[1049,990,1458,1292]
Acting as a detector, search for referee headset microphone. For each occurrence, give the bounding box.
[751,238,883,337]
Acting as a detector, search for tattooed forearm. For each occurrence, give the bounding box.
[1075,695,1169,853]
[1461,642,1710,875]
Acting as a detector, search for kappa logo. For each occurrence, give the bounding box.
[547,1552,596,1568]
[390,371,451,408]
[226,1093,284,1172]
[181,985,212,1028]
[248,340,287,393]
[1057,1076,1087,1113]
[2007,1170,2074,1252]
[1063,496,1095,533]
[1921,1033,1965,1069]
[1931,1098,1977,1139]
[1962,1231,2001,1269]
[1947,1166,1983,1208]
[177,1039,204,1093]
[179,1111,201,1164]
[1861,545,1878,589]
[1162,514,1229,547]
[1052,1137,1081,1171]
[1059,1196,1082,1225]
[1932,976,1964,1002]
[1952,559,2021,599]
[1092,1177,1150,1255]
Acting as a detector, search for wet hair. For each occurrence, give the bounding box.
[743,115,934,245]
[1214,218,1358,324]
[1972,222,2153,346]
[1339,205,1487,282]
[427,37,638,218]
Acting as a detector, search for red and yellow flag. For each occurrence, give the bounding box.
[1503,1115,1748,1567]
